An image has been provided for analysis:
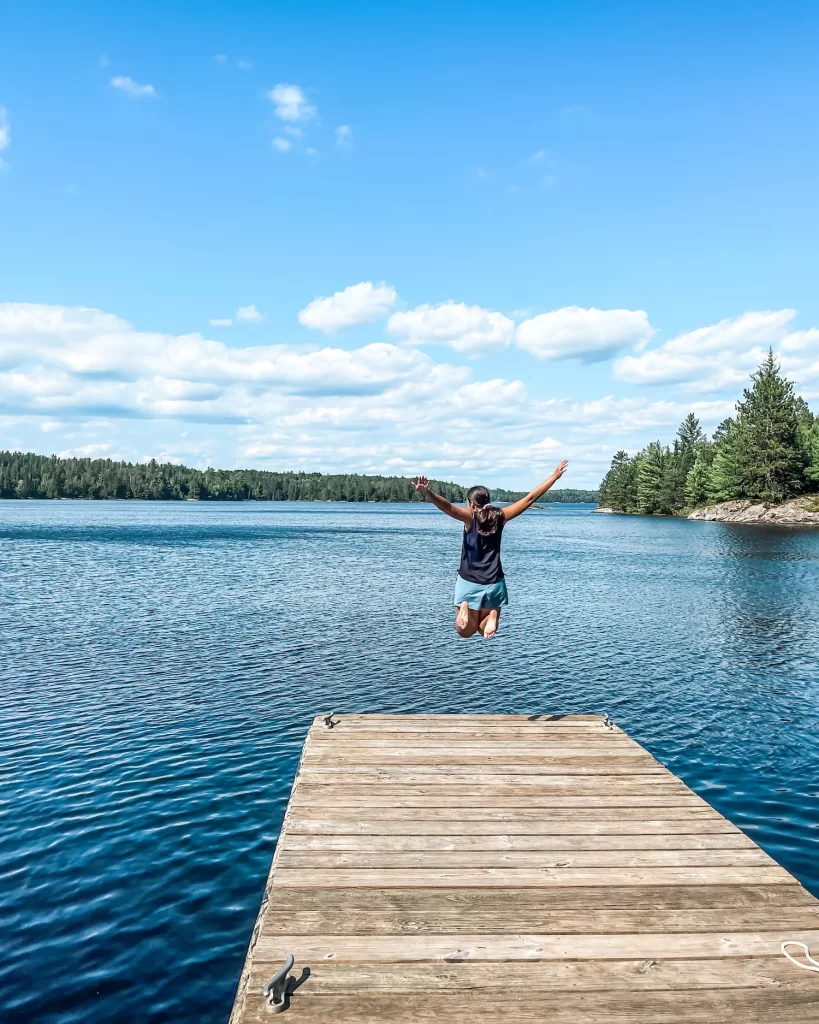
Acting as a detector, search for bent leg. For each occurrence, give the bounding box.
[455,606,481,638]
[478,607,501,638]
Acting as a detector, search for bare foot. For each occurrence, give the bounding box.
[455,600,470,631]
[482,609,499,638]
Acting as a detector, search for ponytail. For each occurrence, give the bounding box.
[466,485,504,536]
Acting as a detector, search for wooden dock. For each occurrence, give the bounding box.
[230,714,819,1022]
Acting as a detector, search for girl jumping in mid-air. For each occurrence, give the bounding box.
[413,461,569,639]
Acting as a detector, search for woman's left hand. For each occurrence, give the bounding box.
[413,475,430,495]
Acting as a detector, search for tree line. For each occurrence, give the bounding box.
[0,452,598,504]
[599,351,819,515]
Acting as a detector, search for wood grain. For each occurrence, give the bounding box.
[280,832,757,852]
[229,713,819,1024]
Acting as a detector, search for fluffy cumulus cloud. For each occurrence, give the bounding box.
[335,124,352,149]
[516,306,654,362]
[611,310,815,393]
[0,300,707,488]
[5,298,818,489]
[268,83,315,122]
[387,302,515,357]
[299,282,397,333]
[110,77,158,98]
[0,303,432,418]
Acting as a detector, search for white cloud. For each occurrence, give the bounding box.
[268,83,315,122]
[272,136,292,152]
[215,54,228,63]
[534,395,734,434]
[284,126,304,138]
[305,147,318,157]
[98,55,110,68]
[335,124,352,149]
[781,328,819,356]
[475,167,493,180]
[516,306,654,362]
[56,443,115,459]
[237,59,253,70]
[0,303,433,421]
[111,77,158,99]
[299,282,397,333]
[209,318,233,327]
[612,310,798,391]
[388,302,515,358]
[236,304,265,323]
[6,300,817,490]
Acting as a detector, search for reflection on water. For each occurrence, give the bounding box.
[1,500,818,1023]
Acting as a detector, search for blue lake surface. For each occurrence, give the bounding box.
[2,499,819,1023]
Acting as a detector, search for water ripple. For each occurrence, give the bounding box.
[1,500,818,1022]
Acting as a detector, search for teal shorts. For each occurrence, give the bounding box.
[454,574,509,610]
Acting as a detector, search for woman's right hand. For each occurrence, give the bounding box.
[413,475,430,495]
[553,460,569,479]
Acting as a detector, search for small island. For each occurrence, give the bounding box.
[596,352,819,526]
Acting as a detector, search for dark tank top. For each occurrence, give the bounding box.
[459,514,504,584]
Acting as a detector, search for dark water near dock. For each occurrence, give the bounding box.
[2,500,819,1023]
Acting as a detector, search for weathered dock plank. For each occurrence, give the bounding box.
[229,714,819,1022]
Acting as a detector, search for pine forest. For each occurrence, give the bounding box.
[598,351,819,515]
[0,455,598,505]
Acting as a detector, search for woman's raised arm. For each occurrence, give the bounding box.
[502,460,569,522]
[413,476,473,524]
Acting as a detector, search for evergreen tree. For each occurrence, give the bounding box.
[657,441,683,514]
[677,412,706,453]
[801,420,819,485]
[636,441,668,514]
[732,349,804,502]
[598,451,639,511]
[707,420,745,502]
[711,417,734,446]
[652,414,707,514]
[597,354,817,512]
[684,447,713,510]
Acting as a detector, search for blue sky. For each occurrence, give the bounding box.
[1,1,818,488]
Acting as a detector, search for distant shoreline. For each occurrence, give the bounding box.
[1,451,599,504]
[1,496,600,505]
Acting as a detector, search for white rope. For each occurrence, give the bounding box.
[781,941,819,973]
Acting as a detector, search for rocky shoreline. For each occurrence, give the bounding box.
[592,496,819,524]
[687,496,819,525]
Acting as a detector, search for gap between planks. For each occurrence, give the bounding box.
[230,713,819,1024]
[253,928,819,962]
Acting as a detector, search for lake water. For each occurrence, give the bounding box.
[2,499,819,1023]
